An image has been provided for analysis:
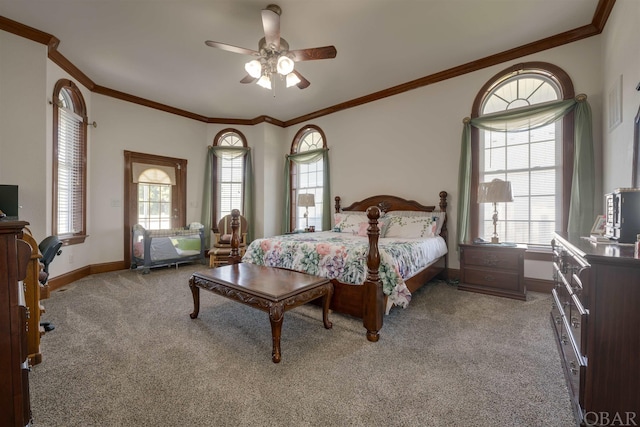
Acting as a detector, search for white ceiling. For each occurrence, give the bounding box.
[0,0,601,123]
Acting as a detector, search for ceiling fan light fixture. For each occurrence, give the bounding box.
[245,60,262,79]
[257,75,272,90]
[286,72,301,88]
[276,55,294,75]
[205,4,336,92]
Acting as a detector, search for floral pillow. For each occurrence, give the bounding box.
[334,212,388,236]
[387,210,445,235]
[384,215,437,238]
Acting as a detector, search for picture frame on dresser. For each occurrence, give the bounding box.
[590,214,606,235]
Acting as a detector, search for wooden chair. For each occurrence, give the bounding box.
[209,212,248,267]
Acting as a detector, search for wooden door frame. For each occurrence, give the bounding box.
[123,151,188,268]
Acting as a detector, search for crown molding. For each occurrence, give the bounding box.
[1,0,616,128]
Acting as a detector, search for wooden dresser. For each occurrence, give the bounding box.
[551,232,640,426]
[0,220,33,426]
[459,243,527,300]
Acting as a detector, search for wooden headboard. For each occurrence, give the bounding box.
[334,191,448,242]
[335,193,447,214]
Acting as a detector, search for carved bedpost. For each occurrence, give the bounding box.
[334,196,341,213]
[228,209,242,264]
[363,206,383,342]
[439,191,449,277]
[439,191,448,240]
[439,191,448,213]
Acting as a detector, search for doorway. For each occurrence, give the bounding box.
[123,151,188,268]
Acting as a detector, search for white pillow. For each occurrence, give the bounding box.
[334,212,388,236]
[386,210,445,235]
[384,215,438,238]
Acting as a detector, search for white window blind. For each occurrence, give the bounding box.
[219,153,244,218]
[217,132,245,219]
[57,106,84,235]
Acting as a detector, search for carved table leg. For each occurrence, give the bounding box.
[322,284,333,330]
[189,277,200,319]
[269,302,284,363]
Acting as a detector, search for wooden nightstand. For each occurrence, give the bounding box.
[458,243,527,300]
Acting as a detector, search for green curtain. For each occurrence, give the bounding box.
[202,145,255,247]
[283,148,331,233]
[200,148,214,248]
[456,94,594,246]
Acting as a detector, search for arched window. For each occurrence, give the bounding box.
[136,167,173,230]
[213,129,247,220]
[53,79,88,244]
[289,125,328,231]
[470,63,575,245]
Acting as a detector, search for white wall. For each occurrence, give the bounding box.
[88,94,208,269]
[601,0,640,193]
[254,123,287,237]
[0,31,48,241]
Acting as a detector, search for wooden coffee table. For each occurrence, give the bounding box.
[189,263,333,363]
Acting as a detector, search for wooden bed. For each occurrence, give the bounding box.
[224,191,448,342]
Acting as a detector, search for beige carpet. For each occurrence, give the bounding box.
[29,264,575,426]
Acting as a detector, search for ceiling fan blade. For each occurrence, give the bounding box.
[289,46,337,62]
[205,40,258,56]
[292,70,310,89]
[261,5,281,51]
[240,74,258,84]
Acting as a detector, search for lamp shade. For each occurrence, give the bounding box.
[276,55,295,75]
[478,179,513,203]
[286,72,301,88]
[244,60,262,79]
[297,193,315,207]
[257,75,272,89]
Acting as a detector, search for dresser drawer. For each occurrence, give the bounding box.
[459,244,526,300]
[567,293,588,356]
[551,289,564,338]
[462,248,520,270]
[463,267,520,291]
[558,318,586,409]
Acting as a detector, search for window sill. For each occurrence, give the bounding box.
[59,234,88,246]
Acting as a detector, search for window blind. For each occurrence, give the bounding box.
[57,106,84,234]
[218,153,244,218]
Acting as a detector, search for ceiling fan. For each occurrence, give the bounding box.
[205,4,337,90]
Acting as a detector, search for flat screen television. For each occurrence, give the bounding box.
[0,184,19,219]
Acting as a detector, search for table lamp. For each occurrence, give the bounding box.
[478,179,513,243]
[297,193,315,231]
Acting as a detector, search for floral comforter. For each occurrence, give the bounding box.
[241,231,448,312]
